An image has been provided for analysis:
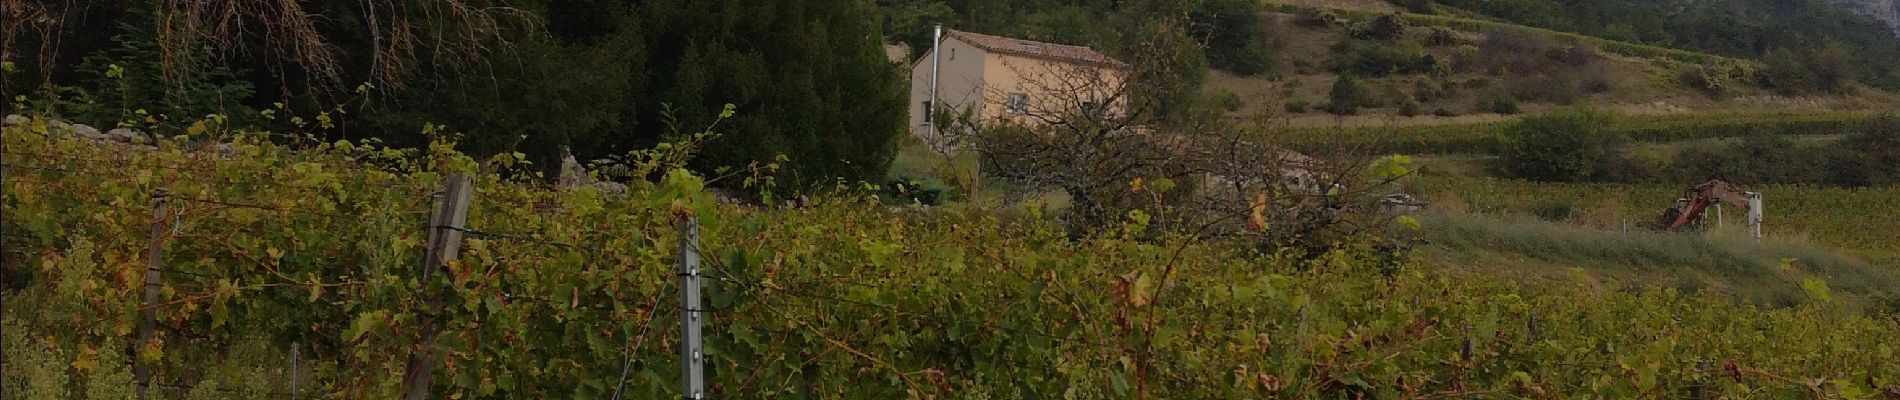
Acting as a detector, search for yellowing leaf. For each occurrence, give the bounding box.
[71,344,98,372]
[1131,274,1155,307]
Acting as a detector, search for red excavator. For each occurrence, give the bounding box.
[1656,178,1763,238]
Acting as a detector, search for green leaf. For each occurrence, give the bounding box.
[346,310,388,342]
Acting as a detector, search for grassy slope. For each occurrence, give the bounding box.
[1417,212,1900,312]
[1216,1,1900,125]
[1405,170,1900,313]
[1276,110,1884,154]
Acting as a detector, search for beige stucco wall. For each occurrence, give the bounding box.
[908,37,989,140]
[909,36,1128,141]
[979,53,1127,127]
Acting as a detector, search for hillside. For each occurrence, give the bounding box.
[1204,1,1900,125]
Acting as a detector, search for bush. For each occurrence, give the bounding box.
[1204,89,1245,112]
[1294,8,1341,28]
[885,177,947,205]
[1760,44,1854,95]
[1529,198,1575,221]
[1432,107,1459,117]
[1327,75,1374,115]
[1397,99,1423,117]
[1195,0,1277,76]
[1411,79,1445,102]
[1502,107,1626,181]
[1329,39,1432,76]
[1678,67,1726,97]
[1547,44,1602,67]
[1480,90,1520,114]
[1352,14,1409,41]
[1830,114,1900,185]
[1506,73,1581,104]
[1577,65,1615,94]
[1284,100,1311,113]
[1425,27,1460,47]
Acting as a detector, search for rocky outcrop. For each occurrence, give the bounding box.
[4,114,159,150]
[554,147,629,195]
[1833,0,1900,36]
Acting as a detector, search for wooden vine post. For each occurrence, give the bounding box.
[134,188,169,400]
[400,173,472,400]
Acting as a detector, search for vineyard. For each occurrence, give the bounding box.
[5,118,1900,399]
[1412,176,1900,263]
[1279,111,1880,155]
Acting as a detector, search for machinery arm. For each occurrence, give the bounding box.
[1664,179,1753,230]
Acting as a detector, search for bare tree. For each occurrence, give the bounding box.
[936,24,1419,256]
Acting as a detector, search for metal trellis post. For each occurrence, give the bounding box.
[678,216,705,400]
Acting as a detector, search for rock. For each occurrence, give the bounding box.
[595,161,630,178]
[589,181,629,195]
[70,124,106,140]
[107,128,149,143]
[2,114,23,126]
[711,187,754,205]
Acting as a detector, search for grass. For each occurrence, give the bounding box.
[1277,110,1880,154]
[1413,176,1900,266]
[1418,212,1900,312]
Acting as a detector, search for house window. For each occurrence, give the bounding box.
[922,100,933,122]
[1006,93,1028,114]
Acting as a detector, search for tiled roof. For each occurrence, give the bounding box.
[946,30,1128,68]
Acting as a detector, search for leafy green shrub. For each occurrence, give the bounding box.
[1397,99,1423,117]
[1327,75,1375,115]
[1352,14,1409,41]
[1425,27,1460,46]
[1502,107,1625,181]
[1410,79,1445,102]
[1546,44,1602,67]
[1480,90,1520,114]
[1528,199,1575,221]
[1576,65,1615,94]
[1329,39,1433,76]
[65,33,258,129]
[1203,89,1246,112]
[1830,114,1900,186]
[1759,44,1855,95]
[885,177,947,205]
[1194,0,1277,76]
